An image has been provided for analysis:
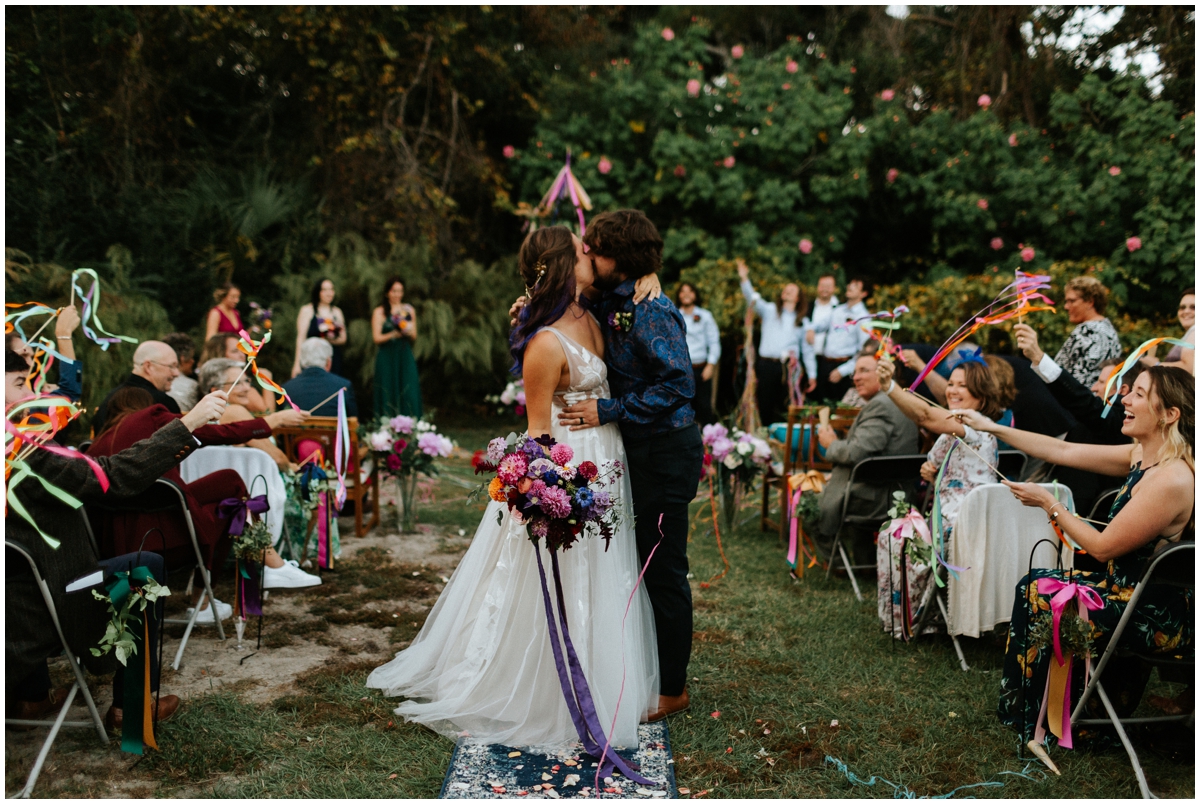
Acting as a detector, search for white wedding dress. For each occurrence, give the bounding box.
[367,326,659,749]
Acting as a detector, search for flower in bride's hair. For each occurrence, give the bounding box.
[577,461,599,481]
[497,453,528,485]
[550,443,574,464]
[539,486,573,518]
[487,437,507,464]
[488,477,507,502]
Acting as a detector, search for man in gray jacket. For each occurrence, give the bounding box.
[815,353,920,559]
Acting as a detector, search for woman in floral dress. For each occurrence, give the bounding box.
[956,366,1194,746]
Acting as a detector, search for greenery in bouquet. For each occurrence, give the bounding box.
[247,301,273,336]
[473,432,624,553]
[365,415,455,479]
[884,491,935,568]
[91,574,170,667]
[701,422,772,484]
[1029,607,1099,659]
[485,379,526,416]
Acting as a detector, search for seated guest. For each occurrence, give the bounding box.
[199,333,277,414]
[197,358,297,471]
[955,367,1194,746]
[283,337,358,418]
[1054,275,1122,387]
[163,332,199,412]
[93,340,182,434]
[1156,289,1194,374]
[814,353,920,560]
[6,350,229,726]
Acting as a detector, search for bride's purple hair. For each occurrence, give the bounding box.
[510,226,579,374]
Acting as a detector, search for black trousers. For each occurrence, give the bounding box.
[691,365,716,425]
[755,357,787,426]
[624,423,705,697]
[815,356,854,405]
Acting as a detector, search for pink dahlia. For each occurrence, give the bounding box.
[550,443,574,465]
[539,485,573,518]
[1020,247,1036,263]
[486,437,507,464]
[1126,236,1142,252]
[881,89,895,101]
[497,453,528,485]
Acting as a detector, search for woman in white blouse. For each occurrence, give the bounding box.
[676,282,721,424]
[737,260,816,426]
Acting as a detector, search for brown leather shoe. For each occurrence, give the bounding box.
[105,694,181,732]
[6,686,73,730]
[645,689,690,723]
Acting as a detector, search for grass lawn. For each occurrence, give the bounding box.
[7,423,1192,798]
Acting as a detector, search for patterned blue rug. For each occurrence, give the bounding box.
[439,722,676,799]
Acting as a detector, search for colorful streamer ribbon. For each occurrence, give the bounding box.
[236,329,302,412]
[1100,337,1195,416]
[334,388,349,510]
[536,152,594,234]
[1033,577,1104,749]
[102,566,161,755]
[71,269,139,350]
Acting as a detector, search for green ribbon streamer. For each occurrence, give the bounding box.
[5,459,86,549]
[103,566,157,755]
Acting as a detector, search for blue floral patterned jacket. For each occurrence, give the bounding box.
[595,279,696,437]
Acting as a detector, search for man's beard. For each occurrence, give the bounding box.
[591,269,622,292]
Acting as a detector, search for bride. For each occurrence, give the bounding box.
[367,226,659,749]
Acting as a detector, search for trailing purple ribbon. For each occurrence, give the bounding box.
[238,560,263,617]
[217,495,270,536]
[532,544,654,788]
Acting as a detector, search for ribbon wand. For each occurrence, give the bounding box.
[305,388,344,415]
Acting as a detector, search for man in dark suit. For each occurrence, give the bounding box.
[816,353,920,560]
[93,340,182,434]
[282,337,357,417]
[5,349,228,727]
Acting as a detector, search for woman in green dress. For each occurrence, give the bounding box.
[955,365,1194,748]
[373,277,423,418]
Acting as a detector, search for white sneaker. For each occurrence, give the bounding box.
[188,597,233,624]
[262,560,322,590]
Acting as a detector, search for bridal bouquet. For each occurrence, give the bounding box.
[247,301,273,335]
[484,379,526,416]
[474,432,623,552]
[366,415,455,532]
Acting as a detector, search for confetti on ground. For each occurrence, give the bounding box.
[440,722,677,799]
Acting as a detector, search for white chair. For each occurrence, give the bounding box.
[179,445,286,546]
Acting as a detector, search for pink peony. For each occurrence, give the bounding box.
[661,27,675,41]
[550,443,574,465]
[539,485,573,518]
[1020,247,1036,263]
[880,89,895,101]
[798,238,813,254]
[977,94,992,108]
[1126,236,1142,252]
[1108,165,1121,176]
[674,164,687,177]
[886,168,899,183]
[686,78,701,97]
[701,423,728,446]
[369,431,392,452]
[419,432,453,458]
[990,237,1004,250]
[497,453,528,485]
[786,60,799,74]
[731,45,744,59]
[502,145,516,158]
[723,155,736,168]
[1008,133,1018,147]
[390,415,415,434]
[598,157,612,174]
[977,198,988,210]
[710,437,735,461]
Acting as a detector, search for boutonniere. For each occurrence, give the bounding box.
[608,311,634,332]
[693,314,701,323]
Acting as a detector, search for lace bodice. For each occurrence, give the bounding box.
[544,327,609,406]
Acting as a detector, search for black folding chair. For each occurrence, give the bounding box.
[4,539,109,798]
[826,454,928,601]
[82,477,226,669]
[1088,487,1122,523]
[1070,540,1194,798]
[997,449,1028,481]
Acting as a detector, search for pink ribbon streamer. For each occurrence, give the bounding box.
[333,388,348,510]
[787,489,802,567]
[1032,577,1105,749]
[317,493,330,569]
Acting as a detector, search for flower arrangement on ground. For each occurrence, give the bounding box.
[485,379,526,416]
[366,415,455,531]
[701,422,772,533]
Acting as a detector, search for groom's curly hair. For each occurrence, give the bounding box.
[583,210,662,279]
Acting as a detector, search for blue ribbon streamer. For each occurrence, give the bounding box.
[824,755,1048,799]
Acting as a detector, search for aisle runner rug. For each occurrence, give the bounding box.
[439,722,676,799]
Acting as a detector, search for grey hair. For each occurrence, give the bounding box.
[299,337,333,370]
[197,358,244,395]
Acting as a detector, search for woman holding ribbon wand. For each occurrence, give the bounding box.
[953,366,1193,747]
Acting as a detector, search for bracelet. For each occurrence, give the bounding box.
[886,380,896,395]
[56,335,72,340]
[1047,502,1067,520]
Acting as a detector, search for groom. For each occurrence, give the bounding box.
[558,209,704,722]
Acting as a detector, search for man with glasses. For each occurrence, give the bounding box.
[93,340,182,434]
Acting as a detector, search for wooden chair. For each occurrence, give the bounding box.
[761,407,853,538]
[271,416,380,538]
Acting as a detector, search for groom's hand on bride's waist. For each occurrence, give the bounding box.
[559,399,599,430]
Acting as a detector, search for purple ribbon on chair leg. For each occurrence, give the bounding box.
[532,546,654,789]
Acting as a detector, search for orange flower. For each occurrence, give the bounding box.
[488,477,507,502]
[516,476,533,494]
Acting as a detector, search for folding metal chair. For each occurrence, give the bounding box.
[997,449,1027,481]
[1088,487,1122,523]
[826,454,928,601]
[1070,540,1194,799]
[4,540,108,799]
[82,477,226,670]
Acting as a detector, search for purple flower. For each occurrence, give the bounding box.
[486,437,507,464]
[527,479,547,502]
[529,518,549,540]
[521,438,545,461]
[539,485,573,518]
[528,458,555,478]
[590,490,612,513]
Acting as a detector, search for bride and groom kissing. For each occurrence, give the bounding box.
[367,209,704,751]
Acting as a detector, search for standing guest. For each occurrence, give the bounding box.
[284,338,358,418]
[1154,289,1194,375]
[676,282,721,425]
[292,277,348,378]
[163,332,199,412]
[737,260,815,426]
[372,277,423,418]
[1053,276,1121,386]
[805,273,841,402]
[93,340,182,435]
[823,278,870,402]
[198,332,276,414]
[205,282,243,342]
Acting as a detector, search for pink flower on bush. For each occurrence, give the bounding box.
[990,237,1004,250]
[723,155,736,168]
[786,60,799,74]
[598,157,612,175]
[977,198,988,210]
[881,89,895,101]
[674,164,687,177]
[1008,133,1018,147]
[502,145,516,158]
[1108,165,1121,176]
[1126,236,1142,252]
[886,168,899,183]
[661,27,675,41]
[497,453,528,485]
[390,415,415,434]
[686,78,701,97]
[1020,247,1036,262]
[798,238,813,254]
[550,443,574,465]
[977,94,992,109]
[781,83,792,90]
[539,485,573,518]
[731,45,744,59]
